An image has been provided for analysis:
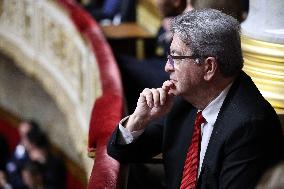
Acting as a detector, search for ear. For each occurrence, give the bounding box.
[203,57,218,81]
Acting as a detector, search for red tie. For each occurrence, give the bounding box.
[180,111,205,189]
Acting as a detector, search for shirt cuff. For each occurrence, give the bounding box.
[118,116,145,145]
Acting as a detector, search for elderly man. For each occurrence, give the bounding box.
[108,9,283,189]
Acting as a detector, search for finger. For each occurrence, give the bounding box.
[142,88,154,108]
[150,88,160,107]
[137,91,146,104]
[157,88,167,106]
[162,80,174,92]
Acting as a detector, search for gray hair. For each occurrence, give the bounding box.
[171,9,243,76]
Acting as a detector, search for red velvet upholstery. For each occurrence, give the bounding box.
[0,119,19,154]
[56,0,124,188]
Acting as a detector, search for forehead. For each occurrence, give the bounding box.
[170,34,191,54]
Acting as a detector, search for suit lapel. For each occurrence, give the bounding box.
[199,72,242,178]
[200,109,227,173]
[179,108,198,162]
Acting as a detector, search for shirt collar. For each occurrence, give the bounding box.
[200,83,232,126]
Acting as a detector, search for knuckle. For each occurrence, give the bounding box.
[143,88,150,92]
[141,88,150,95]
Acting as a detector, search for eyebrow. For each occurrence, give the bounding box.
[170,49,183,55]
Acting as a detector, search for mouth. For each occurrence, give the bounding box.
[168,79,177,90]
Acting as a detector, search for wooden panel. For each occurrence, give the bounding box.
[101,23,153,39]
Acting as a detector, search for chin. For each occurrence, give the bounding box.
[169,89,180,96]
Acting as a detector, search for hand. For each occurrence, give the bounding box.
[0,171,8,187]
[29,149,46,164]
[126,80,175,131]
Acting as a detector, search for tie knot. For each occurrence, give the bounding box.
[195,111,205,126]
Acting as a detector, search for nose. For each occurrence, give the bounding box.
[165,59,174,72]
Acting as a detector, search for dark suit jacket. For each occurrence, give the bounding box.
[107,71,283,189]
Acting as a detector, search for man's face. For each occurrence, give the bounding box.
[165,34,204,99]
[19,122,31,138]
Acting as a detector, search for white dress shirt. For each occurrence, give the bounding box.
[197,83,232,176]
[118,84,232,176]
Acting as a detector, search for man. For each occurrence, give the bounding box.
[108,9,283,189]
[26,129,66,189]
[21,161,45,189]
[6,120,40,189]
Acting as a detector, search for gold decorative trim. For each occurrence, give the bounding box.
[241,35,284,109]
[242,36,284,60]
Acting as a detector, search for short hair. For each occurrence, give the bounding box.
[27,129,50,150]
[171,9,243,76]
[22,119,41,132]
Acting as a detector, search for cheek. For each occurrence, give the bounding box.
[178,69,201,91]
[176,71,192,90]
[181,67,193,80]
